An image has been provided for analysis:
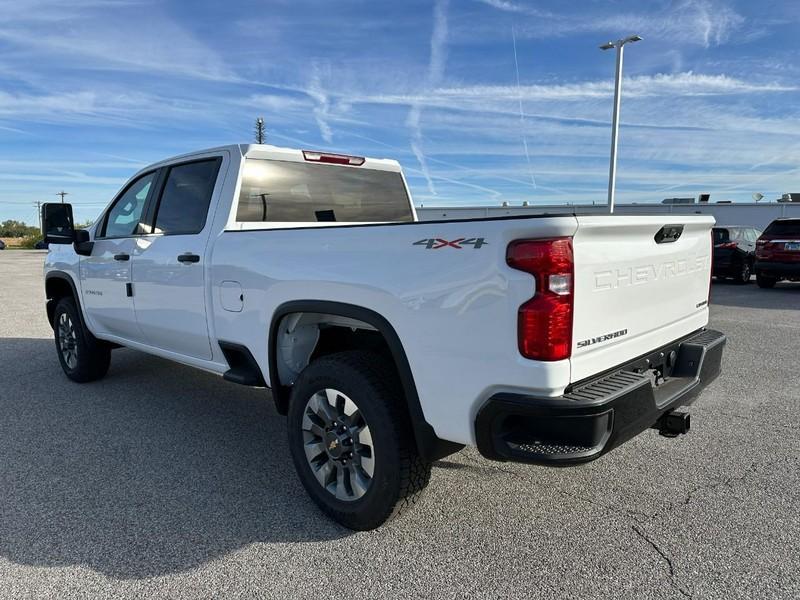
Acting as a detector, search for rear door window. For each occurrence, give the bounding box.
[152,159,221,235]
[713,229,729,244]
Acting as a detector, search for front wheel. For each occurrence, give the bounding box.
[756,273,777,288]
[53,297,111,382]
[287,351,431,530]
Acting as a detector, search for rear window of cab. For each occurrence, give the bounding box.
[236,159,413,223]
[763,220,800,238]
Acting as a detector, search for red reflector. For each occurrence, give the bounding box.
[507,238,573,361]
[302,150,365,166]
[518,295,573,361]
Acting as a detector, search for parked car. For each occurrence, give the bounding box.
[755,218,800,287]
[34,239,49,250]
[0,239,6,250]
[712,226,761,284]
[40,144,726,530]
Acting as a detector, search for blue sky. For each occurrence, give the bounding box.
[1,0,799,224]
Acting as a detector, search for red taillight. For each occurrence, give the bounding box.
[302,150,365,166]
[506,238,574,361]
[756,238,772,258]
[715,242,737,249]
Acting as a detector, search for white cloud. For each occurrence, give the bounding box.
[0,1,232,82]
[0,91,99,116]
[478,0,745,48]
[348,72,795,119]
[439,72,796,101]
[407,0,450,195]
[591,1,745,48]
[0,89,225,129]
[473,0,552,17]
[307,65,334,143]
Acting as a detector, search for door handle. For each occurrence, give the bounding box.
[177,253,200,264]
[114,253,130,261]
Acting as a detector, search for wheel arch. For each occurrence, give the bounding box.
[45,271,84,329]
[268,300,462,462]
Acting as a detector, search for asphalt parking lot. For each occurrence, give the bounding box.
[0,250,798,599]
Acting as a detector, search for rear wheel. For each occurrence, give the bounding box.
[756,273,777,288]
[53,297,111,382]
[734,262,752,285]
[287,351,431,530]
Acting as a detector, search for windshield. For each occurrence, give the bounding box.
[236,159,413,223]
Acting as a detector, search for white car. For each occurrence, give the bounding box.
[41,143,726,529]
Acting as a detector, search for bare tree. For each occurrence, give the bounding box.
[254,117,266,144]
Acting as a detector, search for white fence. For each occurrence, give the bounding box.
[417,202,800,230]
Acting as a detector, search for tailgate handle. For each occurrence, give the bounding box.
[654,224,684,244]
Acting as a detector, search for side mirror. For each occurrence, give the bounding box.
[42,203,76,244]
[74,228,94,256]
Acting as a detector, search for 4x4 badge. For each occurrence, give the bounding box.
[413,237,488,249]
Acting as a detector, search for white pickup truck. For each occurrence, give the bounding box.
[42,143,725,530]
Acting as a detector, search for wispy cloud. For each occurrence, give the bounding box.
[592,1,744,48]
[0,89,227,129]
[474,0,552,17]
[0,1,232,82]
[350,72,795,118]
[511,27,536,188]
[477,0,745,48]
[439,72,795,100]
[307,65,334,143]
[407,0,449,195]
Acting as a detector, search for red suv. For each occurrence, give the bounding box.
[755,218,800,288]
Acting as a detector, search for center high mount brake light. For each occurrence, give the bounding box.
[302,151,365,166]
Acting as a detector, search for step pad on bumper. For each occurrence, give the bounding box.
[564,371,650,404]
[475,329,726,465]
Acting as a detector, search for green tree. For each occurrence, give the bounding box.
[0,219,39,237]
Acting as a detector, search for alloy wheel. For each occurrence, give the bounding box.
[58,312,78,369]
[301,388,375,501]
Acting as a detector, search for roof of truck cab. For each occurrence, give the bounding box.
[142,143,402,173]
[240,144,402,172]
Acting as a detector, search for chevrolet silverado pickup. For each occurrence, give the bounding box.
[41,144,726,530]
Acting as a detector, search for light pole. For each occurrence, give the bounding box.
[600,35,642,214]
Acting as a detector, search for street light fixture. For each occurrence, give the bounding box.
[600,34,642,214]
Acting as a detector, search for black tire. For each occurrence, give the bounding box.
[53,296,111,382]
[287,350,431,530]
[734,262,752,285]
[756,273,777,289]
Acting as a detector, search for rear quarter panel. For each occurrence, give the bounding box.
[210,216,577,445]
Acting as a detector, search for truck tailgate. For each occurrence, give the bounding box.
[570,215,714,383]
